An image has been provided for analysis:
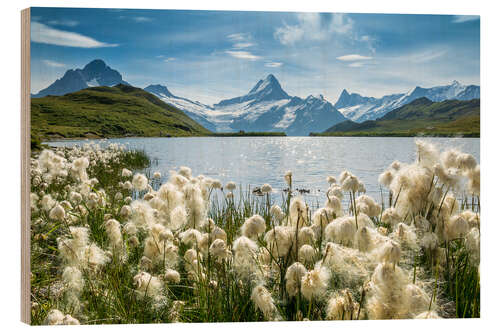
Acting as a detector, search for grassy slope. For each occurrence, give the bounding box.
[31,84,211,140]
[313,98,480,137]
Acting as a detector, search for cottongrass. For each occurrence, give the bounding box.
[30,140,479,324]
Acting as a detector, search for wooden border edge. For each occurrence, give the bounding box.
[21,7,31,325]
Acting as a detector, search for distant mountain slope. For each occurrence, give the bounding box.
[31,84,211,139]
[335,81,480,122]
[321,97,479,137]
[146,74,347,136]
[32,59,130,98]
[144,84,217,132]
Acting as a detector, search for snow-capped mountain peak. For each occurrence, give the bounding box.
[32,59,129,98]
[335,80,479,122]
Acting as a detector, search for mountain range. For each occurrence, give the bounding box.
[334,80,480,122]
[32,59,480,136]
[32,60,129,98]
[320,97,480,137]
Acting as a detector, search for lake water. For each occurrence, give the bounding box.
[48,137,480,203]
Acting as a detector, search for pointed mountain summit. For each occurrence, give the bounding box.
[32,59,129,98]
[215,74,290,107]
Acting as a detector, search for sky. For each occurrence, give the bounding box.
[30,8,480,105]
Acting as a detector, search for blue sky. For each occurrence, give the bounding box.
[30,8,480,104]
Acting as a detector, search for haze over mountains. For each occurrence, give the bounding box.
[32,59,480,136]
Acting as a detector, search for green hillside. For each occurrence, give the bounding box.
[313,98,480,137]
[31,84,211,140]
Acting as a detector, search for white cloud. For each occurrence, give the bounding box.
[42,59,66,67]
[274,13,353,45]
[163,57,176,62]
[337,54,373,61]
[227,33,250,42]
[47,19,79,27]
[452,15,479,23]
[347,62,364,68]
[133,16,153,22]
[409,49,447,63]
[225,50,261,61]
[233,42,254,49]
[31,22,118,48]
[265,62,283,68]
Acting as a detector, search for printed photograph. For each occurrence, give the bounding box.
[28,7,480,324]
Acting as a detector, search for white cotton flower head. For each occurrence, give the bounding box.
[301,264,330,301]
[376,240,401,266]
[355,195,381,217]
[180,228,202,247]
[123,181,133,190]
[456,153,477,171]
[105,219,123,250]
[420,232,439,250]
[233,236,258,257]
[69,191,82,204]
[114,192,123,201]
[168,205,187,231]
[225,181,236,192]
[327,176,336,185]
[326,290,359,320]
[460,210,480,229]
[184,248,199,264]
[355,226,388,253]
[366,262,410,319]
[325,216,357,246]
[391,223,418,249]
[264,226,293,257]
[341,174,360,193]
[261,183,272,194]
[85,243,110,269]
[465,228,480,263]
[251,285,279,320]
[270,204,284,221]
[41,194,56,212]
[120,205,132,218]
[132,173,148,191]
[289,196,308,228]
[130,200,156,228]
[60,200,72,212]
[153,172,161,179]
[357,182,366,194]
[165,269,181,284]
[378,169,394,188]
[328,184,344,200]
[133,271,163,298]
[433,163,460,189]
[298,244,316,264]
[285,262,307,297]
[324,195,342,217]
[312,208,331,230]
[404,283,432,317]
[122,168,132,177]
[284,170,292,187]
[62,266,83,293]
[210,226,228,242]
[45,309,65,325]
[211,179,222,190]
[178,166,192,179]
[123,222,137,235]
[241,214,266,239]
[49,204,66,221]
[415,140,440,169]
[62,314,80,325]
[381,208,401,227]
[209,238,231,261]
[298,226,315,246]
[445,215,470,241]
[467,165,480,195]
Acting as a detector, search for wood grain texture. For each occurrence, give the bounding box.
[21,7,31,325]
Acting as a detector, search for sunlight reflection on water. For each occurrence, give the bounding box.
[48,137,479,206]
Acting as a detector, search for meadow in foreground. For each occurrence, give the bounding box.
[29,140,480,325]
